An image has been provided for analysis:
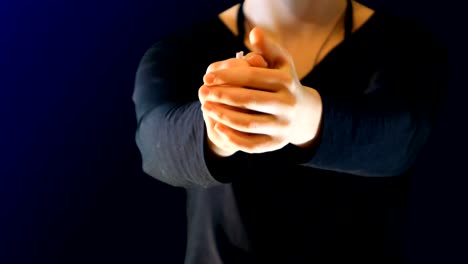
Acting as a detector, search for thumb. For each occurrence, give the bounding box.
[248,27,291,69]
[244,52,269,68]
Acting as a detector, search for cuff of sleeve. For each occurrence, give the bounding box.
[276,137,322,165]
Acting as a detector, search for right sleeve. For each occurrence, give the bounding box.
[132,39,248,189]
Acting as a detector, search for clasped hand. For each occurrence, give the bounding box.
[199,27,322,157]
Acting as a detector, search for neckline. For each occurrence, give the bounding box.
[215,5,380,81]
[237,0,354,45]
[300,11,380,81]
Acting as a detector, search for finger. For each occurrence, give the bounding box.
[200,85,254,111]
[206,58,249,74]
[214,123,276,154]
[243,52,269,68]
[249,27,292,70]
[198,84,209,104]
[202,101,283,135]
[202,110,236,151]
[201,85,257,113]
[202,85,292,115]
[203,66,292,92]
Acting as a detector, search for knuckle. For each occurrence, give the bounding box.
[216,110,225,120]
[209,59,242,73]
[229,116,242,129]
[281,73,294,87]
[245,119,257,130]
[216,112,229,123]
[283,94,297,108]
[221,113,234,125]
[206,62,219,73]
[223,113,235,125]
[211,89,223,101]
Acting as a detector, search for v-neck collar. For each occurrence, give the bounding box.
[300,12,380,82]
[215,7,381,82]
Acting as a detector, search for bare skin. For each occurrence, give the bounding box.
[200,0,376,157]
[219,0,375,79]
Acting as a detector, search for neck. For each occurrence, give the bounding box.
[243,0,348,41]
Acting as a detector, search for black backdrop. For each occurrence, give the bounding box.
[0,0,466,263]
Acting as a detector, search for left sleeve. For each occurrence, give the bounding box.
[279,29,449,177]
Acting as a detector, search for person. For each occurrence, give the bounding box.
[132,0,448,263]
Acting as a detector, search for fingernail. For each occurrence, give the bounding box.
[204,73,216,84]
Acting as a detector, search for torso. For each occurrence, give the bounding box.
[218,1,375,80]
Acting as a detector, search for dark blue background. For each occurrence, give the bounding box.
[0,0,466,263]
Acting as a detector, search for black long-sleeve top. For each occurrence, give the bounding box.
[133,9,447,264]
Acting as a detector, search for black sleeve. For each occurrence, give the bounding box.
[277,27,449,177]
[132,37,248,189]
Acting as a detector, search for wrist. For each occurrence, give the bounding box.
[292,87,323,148]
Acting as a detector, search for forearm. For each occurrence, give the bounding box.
[136,101,248,188]
[283,94,434,177]
[135,102,220,188]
